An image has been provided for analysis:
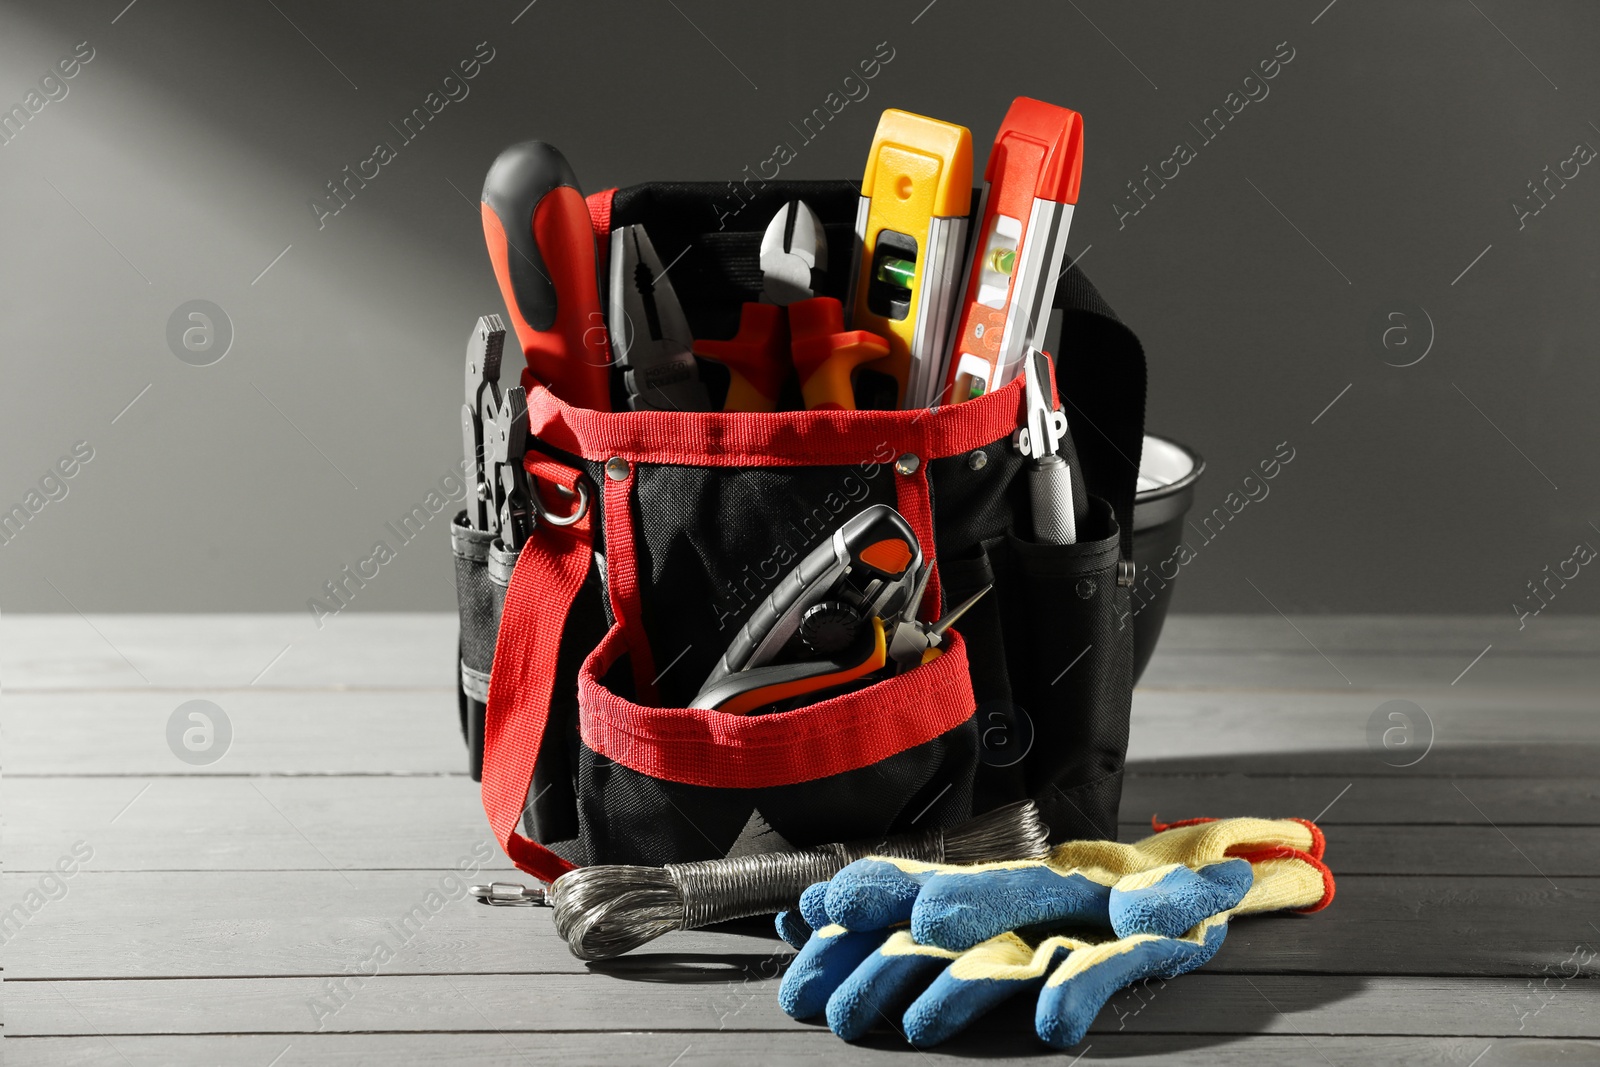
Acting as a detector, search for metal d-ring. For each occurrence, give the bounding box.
[533,476,590,527]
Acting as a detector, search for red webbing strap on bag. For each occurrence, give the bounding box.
[480,455,591,882]
[895,464,941,621]
[602,462,660,705]
[586,188,617,278]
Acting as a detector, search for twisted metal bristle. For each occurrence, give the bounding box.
[938,798,1050,864]
[549,800,1049,960]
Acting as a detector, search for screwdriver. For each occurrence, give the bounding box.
[480,141,612,411]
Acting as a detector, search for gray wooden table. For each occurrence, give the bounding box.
[5,614,1597,1064]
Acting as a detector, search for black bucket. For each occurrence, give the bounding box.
[1129,434,1205,683]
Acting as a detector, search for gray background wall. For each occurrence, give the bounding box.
[1,0,1595,626]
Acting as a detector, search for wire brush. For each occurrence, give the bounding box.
[471,800,1050,960]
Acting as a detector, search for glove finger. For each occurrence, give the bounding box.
[823,858,937,931]
[778,924,889,1020]
[774,908,811,949]
[901,933,1080,1048]
[824,930,957,1041]
[1034,918,1231,1050]
[797,880,832,931]
[1110,858,1252,939]
[911,866,1113,951]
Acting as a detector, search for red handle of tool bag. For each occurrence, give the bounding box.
[480,457,591,883]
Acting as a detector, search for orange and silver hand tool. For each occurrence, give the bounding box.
[693,200,827,412]
[480,141,612,411]
[944,98,1084,404]
[690,617,889,716]
[692,504,924,708]
[848,110,973,410]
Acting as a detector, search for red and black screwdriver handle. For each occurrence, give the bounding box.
[480,141,612,412]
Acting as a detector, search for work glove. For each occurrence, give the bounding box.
[776,816,1334,1049]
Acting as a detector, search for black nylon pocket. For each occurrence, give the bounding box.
[570,720,979,868]
[1001,497,1131,842]
[568,626,982,867]
[941,539,1029,815]
[452,513,496,778]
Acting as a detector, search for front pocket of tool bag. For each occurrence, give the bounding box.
[567,623,981,867]
[1001,496,1132,842]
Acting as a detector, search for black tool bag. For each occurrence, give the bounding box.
[452,179,1146,883]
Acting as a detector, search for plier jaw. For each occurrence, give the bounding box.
[885,564,992,669]
[608,225,712,412]
[760,200,828,305]
[463,315,507,535]
[488,385,536,549]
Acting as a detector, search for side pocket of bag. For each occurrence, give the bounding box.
[1001,497,1132,841]
[941,539,1028,814]
[451,513,496,779]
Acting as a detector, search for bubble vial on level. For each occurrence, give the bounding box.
[875,255,916,289]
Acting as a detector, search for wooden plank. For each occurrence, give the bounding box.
[0,613,457,691]
[9,674,1596,778]
[0,868,759,979]
[7,1033,1583,1067]
[9,774,1597,874]
[2,690,463,776]
[1129,745,1600,777]
[9,614,1596,692]
[5,870,1598,981]
[1121,774,1600,827]
[3,776,487,872]
[6,973,1597,1038]
[1128,686,1600,774]
[6,613,1599,692]
[1157,614,1600,656]
[1139,652,1600,691]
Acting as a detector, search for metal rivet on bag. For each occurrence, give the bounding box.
[605,457,629,482]
[894,453,921,476]
[966,450,988,471]
[1076,578,1097,600]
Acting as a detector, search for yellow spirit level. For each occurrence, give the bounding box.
[847,110,973,409]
